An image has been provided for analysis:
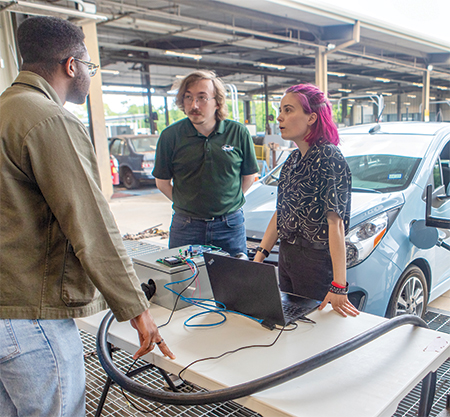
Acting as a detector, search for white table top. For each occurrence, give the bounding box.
[77,305,450,417]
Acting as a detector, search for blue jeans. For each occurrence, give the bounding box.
[169,209,247,256]
[0,318,85,417]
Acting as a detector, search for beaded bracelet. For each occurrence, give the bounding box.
[329,282,349,295]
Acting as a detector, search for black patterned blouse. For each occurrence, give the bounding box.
[277,142,351,246]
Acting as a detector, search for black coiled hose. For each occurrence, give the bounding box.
[96,309,427,406]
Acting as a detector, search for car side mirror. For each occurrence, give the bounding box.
[425,184,450,229]
[409,220,439,249]
[409,184,450,249]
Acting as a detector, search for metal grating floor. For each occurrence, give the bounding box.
[83,241,450,416]
[82,330,262,417]
[393,309,450,417]
[122,240,165,258]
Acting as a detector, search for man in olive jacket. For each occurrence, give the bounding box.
[0,16,174,416]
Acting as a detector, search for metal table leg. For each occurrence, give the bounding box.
[418,371,437,417]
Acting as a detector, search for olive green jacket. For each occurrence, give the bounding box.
[0,72,149,322]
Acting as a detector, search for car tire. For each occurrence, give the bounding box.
[122,168,140,189]
[385,265,428,318]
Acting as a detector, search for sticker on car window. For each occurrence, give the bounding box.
[388,173,403,180]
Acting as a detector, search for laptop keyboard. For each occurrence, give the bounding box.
[282,303,316,324]
[282,303,308,322]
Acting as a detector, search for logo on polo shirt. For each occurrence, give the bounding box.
[222,145,234,152]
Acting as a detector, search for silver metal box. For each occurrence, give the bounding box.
[132,246,213,311]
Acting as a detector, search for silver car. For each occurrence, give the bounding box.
[244,122,450,318]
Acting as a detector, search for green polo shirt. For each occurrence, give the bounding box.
[153,118,258,218]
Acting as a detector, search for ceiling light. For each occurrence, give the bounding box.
[100,69,119,75]
[175,75,186,79]
[328,72,345,77]
[256,62,286,70]
[366,91,378,95]
[437,86,449,90]
[404,102,411,106]
[407,95,416,98]
[427,65,434,71]
[430,97,436,100]
[165,50,202,60]
[391,101,396,104]
[327,43,336,50]
[413,83,424,87]
[348,99,355,102]
[244,80,264,86]
[382,92,392,96]
[338,88,352,93]
[375,77,391,83]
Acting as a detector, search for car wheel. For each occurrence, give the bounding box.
[122,168,140,189]
[386,265,428,318]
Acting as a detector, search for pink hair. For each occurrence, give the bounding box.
[284,84,339,146]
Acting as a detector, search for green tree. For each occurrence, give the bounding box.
[103,102,119,117]
[253,99,277,132]
[333,103,342,124]
[154,103,186,133]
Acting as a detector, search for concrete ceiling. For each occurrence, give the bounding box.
[4,0,450,100]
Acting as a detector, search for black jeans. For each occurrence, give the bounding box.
[278,239,332,301]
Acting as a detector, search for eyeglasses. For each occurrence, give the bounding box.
[59,57,99,77]
[183,94,216,105]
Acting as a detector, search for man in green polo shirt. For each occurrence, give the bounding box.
[153,70,259,256]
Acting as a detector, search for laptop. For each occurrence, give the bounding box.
[203,252,321,329]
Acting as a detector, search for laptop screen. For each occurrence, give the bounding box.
[203,252,319,326]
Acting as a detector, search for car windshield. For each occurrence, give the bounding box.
[131,136,158,152]
[262,145,423,193]
[346,154,420,192]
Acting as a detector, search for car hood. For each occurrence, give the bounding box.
[243,183,405,239]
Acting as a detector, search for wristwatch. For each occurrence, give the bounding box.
[256,246,270,258]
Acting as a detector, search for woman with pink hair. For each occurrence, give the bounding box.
[254,84,359,318]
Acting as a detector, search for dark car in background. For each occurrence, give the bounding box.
[109,134,159,189]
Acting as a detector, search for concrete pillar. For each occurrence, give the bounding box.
[143,63,155,134]
[0,12,19,94]
[81,21,113,200]
[315,47,328,94]
[264,75,270,134]
[164,96,170,127]
[422,70,431,122]
[244,100,251,123]
[341,98,348,121]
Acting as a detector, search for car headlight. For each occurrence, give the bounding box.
[346,209,400,268]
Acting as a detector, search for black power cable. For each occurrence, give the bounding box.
[96,310,428,406]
